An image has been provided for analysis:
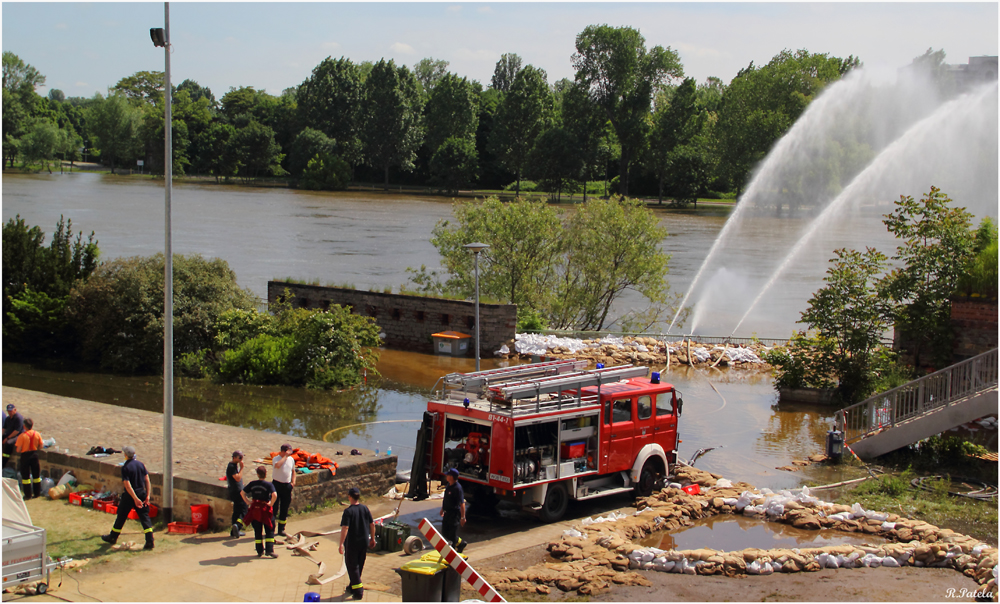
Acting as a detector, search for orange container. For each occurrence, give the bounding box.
[68,492,83,506]
[190,504,211,529]
[106,504,118,516]
[681,484,700,495]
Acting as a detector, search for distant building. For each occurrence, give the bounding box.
[947,56,998,92]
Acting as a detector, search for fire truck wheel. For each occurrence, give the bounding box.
[634,459,660,498]
[538,483,568,523]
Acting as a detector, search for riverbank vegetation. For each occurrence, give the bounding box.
[407,196,680,332]
[764,188,997,404]
[3,217,379,389]
[3,29,870,203]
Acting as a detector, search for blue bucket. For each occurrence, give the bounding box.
[303,592,320,602]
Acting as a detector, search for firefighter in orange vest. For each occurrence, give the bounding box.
[15,418,43,499]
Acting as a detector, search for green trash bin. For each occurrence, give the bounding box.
[396,560,448,602]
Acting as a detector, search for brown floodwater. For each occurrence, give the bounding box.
[2,173,860,490]
[637,514,887,552]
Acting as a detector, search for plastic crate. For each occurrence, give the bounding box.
[82,496,96,509]
[68,492,83,506]
[94,499,110,513]
[167,522,201,534]
[106,503,118,516]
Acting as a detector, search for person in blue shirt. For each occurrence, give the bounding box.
[101,445,154,550]
[439,468,467,553]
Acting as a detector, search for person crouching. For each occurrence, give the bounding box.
[241,466,279,558]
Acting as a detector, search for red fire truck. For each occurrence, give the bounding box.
[408,359,683,522]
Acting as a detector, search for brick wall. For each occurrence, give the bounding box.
[268,282,517,356]
[35,450,395,531]
[951,298,998,360]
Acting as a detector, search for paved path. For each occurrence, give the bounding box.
[2,386,380,485]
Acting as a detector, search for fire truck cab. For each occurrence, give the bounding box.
[409,359,683,522]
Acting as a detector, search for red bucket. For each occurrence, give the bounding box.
[190,504,211,530]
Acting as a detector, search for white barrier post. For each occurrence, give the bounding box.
[416,518,506,602]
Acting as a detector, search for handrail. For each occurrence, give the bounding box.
[836,348,998,444]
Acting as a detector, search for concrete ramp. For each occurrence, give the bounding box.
[838,348,998,459]
[849,390,997,458]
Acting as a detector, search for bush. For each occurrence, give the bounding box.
[3,288,74,358]
[502,180,537,193]
[176,348,211,378]
[67,254,258,373]
[853,474,910,497]
[217,334,295,385]
[516,307,547,332]
[916,435,989,466]
[300,153,351,190]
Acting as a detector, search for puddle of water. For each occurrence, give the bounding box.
[638,514,886,552]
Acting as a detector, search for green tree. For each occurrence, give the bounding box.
[526,127,581,201]
[429,137,478,194]
[85,91,143,174]
[955,217,998,297]
[296,57,364,166]
[428,197,562,308]
[67,254,258,374]
[229,120,285,182]
[177,79,217,109]
[114,70,165,105]
[489,65,551,196]
[491,53,523,92]
[572,24,684,196]
[799,247,895,403]
[361,59,424,189]
[715,49,859,195]
[695,76,725,113]
[287,127,336,179]
[424,73,479,155]
[2,52,46,163]
[196,122,239,181]
[3,51,46,95]
[47,88,65,103]
[880,187,976,368]
[553,197,671,331]
[299,153,351,191]
[3,216,99,359]
[413,57,449,96]
[646,78,710,204]
[19,119,61,172]
[561,81,612,202]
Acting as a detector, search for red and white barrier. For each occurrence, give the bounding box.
[417,517,506,603]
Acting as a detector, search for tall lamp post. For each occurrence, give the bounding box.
[463,243,490,372]
[150,4,173,523]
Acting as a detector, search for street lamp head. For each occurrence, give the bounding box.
[150,28,166,48]
[463,242,490,255]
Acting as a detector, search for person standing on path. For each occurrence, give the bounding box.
[271,444,296,536]
[14,418,42,499]
[241,466,278,558]
[3,404,24,469]
[439,468,467,553]
[102,445,154,550]
[338,487,376,601]
[227,450,247,539]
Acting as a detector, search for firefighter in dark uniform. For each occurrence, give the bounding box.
[241,466,279,558]
[338,487,376,600]
[439,467,467,553]
[102,445,155,550]
[3,404,24,469]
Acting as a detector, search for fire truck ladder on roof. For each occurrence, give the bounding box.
[492,365,650,401]
[436,359,588,400]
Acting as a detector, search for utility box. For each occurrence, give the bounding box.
[431,332,471,357]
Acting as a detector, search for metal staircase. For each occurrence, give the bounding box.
[836,348,998,458]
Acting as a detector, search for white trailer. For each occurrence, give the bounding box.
[2,478,57,594]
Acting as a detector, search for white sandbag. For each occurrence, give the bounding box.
[880,521,896,531]
[715,478,733,488]
[864,510,889,522]
[562,529,583,538]
[765,501,785,517]
[850,502,866,518]
[827,512,851,522]
[759,561,774,575]
[581,517,594,526]
[880,556,900,568]
[722,498,738,506]
[666,482,682,490]
[747,560,761,575]
[659,560,675,572]
[640,551,655,563]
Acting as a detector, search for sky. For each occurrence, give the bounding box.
[2,2,997,100]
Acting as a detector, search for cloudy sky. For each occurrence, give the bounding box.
[3,2,997,99]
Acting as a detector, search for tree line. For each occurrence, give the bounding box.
[3,25,861,201]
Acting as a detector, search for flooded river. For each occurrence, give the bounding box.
[2,173,855,491]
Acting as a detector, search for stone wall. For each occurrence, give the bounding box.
[35,450,395,531]
[268,281,517,356]
[951,298,998,360]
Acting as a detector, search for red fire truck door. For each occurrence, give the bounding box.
[607,397,635,472]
